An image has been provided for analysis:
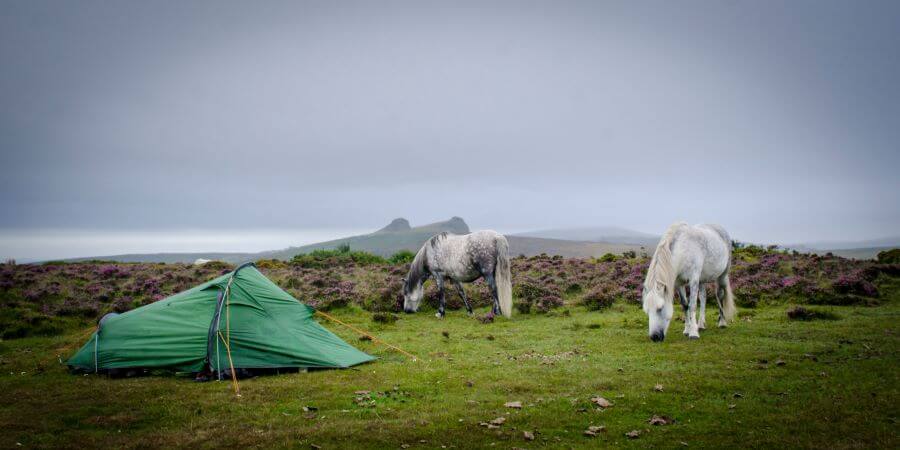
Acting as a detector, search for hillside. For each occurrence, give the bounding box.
[60,217,647,263]
[514,226,659,247]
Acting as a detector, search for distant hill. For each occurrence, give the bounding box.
[59,217,646,263]
[269,217,472,258]
[514,226,659,247]
[783,236,899,260]
[784,246,896,260]
[506,236,648,258]
[64,251,266,264]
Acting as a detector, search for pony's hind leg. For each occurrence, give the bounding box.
[715,279,727,328]
[679,286,690,336]
[485,273,500,316]
[435,276,446,319]
[698,286,707,330]
[687,279,701,339]
[454,280,473,315]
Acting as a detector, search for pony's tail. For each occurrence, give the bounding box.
[495,236,513,318]
[722,274,736,321]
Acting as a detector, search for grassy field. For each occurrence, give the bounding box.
[1,294,897,449]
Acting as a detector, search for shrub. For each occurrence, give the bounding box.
[786,306,839,321]
[582,283,620,310]
[877,248,900,264]
[388,250,416,265]
[291,246,386,268]
[372,312,398,324]
[534,294,564,313]
[256,259,287,270]
[597,253,617,263]
[565,282,583,295]
[514,282,559,301]
[832,271,879,297]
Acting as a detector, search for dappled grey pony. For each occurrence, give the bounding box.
[402,230,512,318]
[642,222,736,341]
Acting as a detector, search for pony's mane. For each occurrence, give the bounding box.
[643,222,685,309]
[405,243,429,289]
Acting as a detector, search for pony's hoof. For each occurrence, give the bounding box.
[688,333,700,340]
[698,324,706,330]
[718,321,728,328]
[435,313,444,319]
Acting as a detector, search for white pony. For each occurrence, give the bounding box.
[642,222,736,341]
[402,230,512,318]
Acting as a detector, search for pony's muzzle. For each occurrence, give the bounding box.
[650,331,665,342]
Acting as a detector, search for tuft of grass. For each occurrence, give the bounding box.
[786,305,840,321]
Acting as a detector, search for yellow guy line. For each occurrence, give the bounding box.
[218,331,241,397]
[314,310,418,361]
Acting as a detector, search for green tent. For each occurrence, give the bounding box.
[68,263,374,375]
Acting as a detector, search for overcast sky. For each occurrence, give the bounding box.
[1,0,899,259]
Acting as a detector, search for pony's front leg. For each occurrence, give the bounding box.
[698,286,707,330]
[454,281,473,316]
[435,277,446,319]
[687,279,701,339]
[678,286,690,336]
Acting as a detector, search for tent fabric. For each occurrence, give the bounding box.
[67,264,374,373]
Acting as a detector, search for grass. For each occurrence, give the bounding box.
[1,293,898,449]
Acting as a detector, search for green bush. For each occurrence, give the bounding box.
[597,253,617,263]
[291,246,386,268]
[388,250,416,265]
[877,248,900,264]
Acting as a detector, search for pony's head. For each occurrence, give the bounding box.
[401,276,425,313]
[642,225,679,342]
[643,281,674,342]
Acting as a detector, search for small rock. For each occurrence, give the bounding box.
[728,404,736,409]
[648,415,673,425]
[354,390,370,395]
[625,430,641,439]
[504,401,523,409]
[401,445,410,449]
[775,359,786,366]
[590,396,612,408]
[587,425,605,433]
[465,380,474,387]
[523,431,535,441]
[654,384,664,392]
[489,417,506,426]
[733,392,743,398]
[442,331,450,338]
